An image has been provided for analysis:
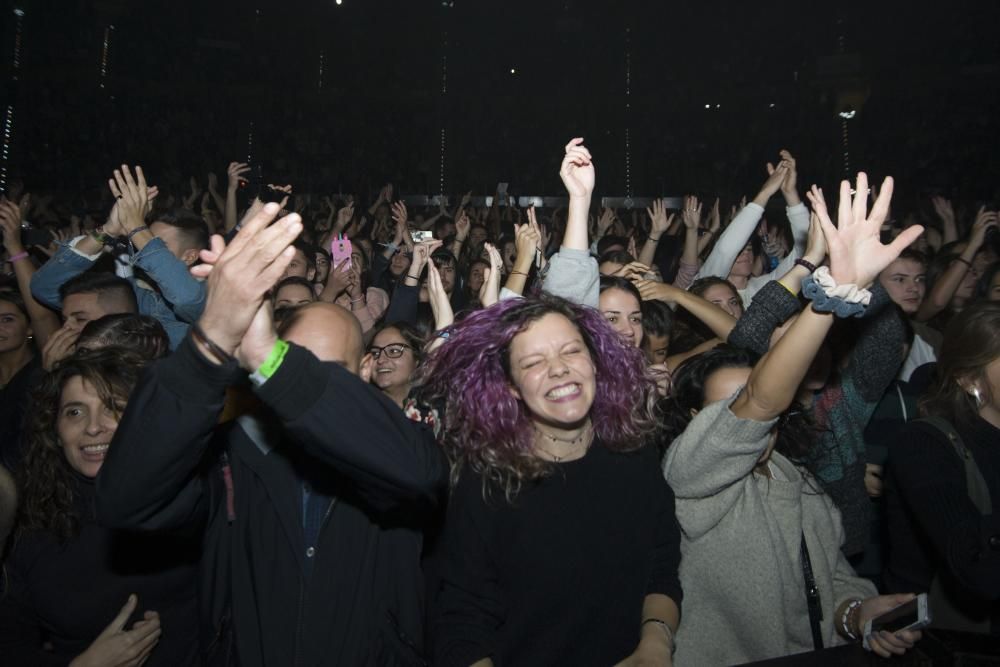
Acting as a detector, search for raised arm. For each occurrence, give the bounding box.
[223,162,250,233]
[930,196,959,246]
[917,207,997,321]
[637,198,673,267]
[734,173,922,423]
[696,159,787,280]
[504,208,542,296]
[0,200,60,347]
[635,278,738,342]
[542,138,600,308]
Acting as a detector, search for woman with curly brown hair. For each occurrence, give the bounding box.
[0,349,200,666]
[419,293,682,666]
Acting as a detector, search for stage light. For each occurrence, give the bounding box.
[838,109,856,119]
[510,68,516,74]
[769,103,776,108]
[335,0,342,5]
[704,104,710,109]
[13,8,24,16]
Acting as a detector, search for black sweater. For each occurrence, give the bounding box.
[0,473,201,666]
[96,336,449,667]
[429,443,682,667]
[885,416,1000,608]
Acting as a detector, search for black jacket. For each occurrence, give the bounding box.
[96,335,449,666]
[0,473,201,666]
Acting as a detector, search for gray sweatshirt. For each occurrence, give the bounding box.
[663,396,876,666]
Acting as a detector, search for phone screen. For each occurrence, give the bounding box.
[870,599,918,634]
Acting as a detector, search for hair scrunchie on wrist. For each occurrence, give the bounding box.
[802,267,871,319]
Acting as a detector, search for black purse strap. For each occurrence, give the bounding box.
[800,533,824,651]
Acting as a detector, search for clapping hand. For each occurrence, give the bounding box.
[107,165,157,234]
[191,203,303,368]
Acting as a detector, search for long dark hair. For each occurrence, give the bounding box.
[662,345,818,464]
[920,301,1000,424]
[17,349,147,542]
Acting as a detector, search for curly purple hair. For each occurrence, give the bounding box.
[415,294,660,498]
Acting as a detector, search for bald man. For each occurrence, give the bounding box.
[97,299,448,665]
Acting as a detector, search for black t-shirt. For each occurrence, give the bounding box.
[429,442,682,667]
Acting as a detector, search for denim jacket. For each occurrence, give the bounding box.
[30,237,206,349]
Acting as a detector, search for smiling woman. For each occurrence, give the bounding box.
[417,295,682,666]
[0,348,201,666]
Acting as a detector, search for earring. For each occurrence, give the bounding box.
[971,387,984,408]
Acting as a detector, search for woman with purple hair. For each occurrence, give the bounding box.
[419,293,682,666]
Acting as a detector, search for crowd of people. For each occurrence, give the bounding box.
[0,136,998,666]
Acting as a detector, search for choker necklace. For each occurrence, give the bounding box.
[535,422,593,462]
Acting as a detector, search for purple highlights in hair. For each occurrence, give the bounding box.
[416,294,659,494]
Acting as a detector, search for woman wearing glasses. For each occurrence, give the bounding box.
[368,322,425,408]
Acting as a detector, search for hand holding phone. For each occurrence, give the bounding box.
[862,593,929,653]
[330,234,353,272]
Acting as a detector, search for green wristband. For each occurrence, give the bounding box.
[249,339,290,386]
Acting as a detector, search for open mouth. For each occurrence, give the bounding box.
[80,443,110,462]
[545,383,581,401]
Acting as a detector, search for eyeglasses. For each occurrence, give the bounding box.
[369,343,413,360]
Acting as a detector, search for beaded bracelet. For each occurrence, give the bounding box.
[841,599,863,640]
[795,258,817,273]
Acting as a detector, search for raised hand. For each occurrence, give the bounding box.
[707,198,721,233]
[559,137,595,199]
[426,261,455,332]
[514,218,541,264]
[455,210,471,242]
[226,162,250,191]
[761,160,790,199]
[480,242,503,307]
[391,201,408,228]
[930,195,955,227]
[778,149,799,203]
[335,202,356,233]
[680,196,702,232]
[648,198,675,238]
[69,594,161,667]
[806,173,923,288]
[968,206,999,251]
[193,203,303,360]
[108,165,153,233]
[0,198,25,253]
[597,207,616,238]
[406,239,444,285]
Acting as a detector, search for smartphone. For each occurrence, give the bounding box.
[330,235,352,271]
[411,230,434,243]
[863,594,930,650]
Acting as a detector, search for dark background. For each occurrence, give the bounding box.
[1,0,999,214]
